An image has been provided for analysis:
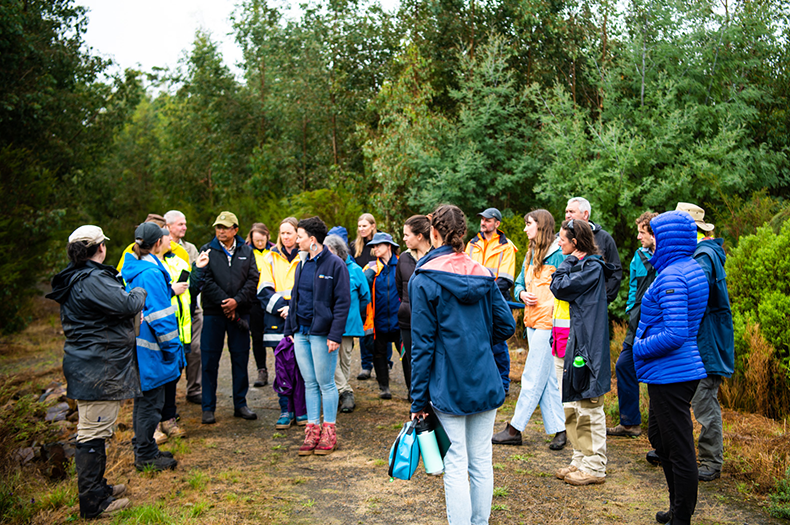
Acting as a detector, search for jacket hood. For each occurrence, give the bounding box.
[415,247,495,304]
[120,252,169,282]
[696,237,726,265]
[649,211,698,272]
[48,261,118,304]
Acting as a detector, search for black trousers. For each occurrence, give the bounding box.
[161,376,179,421]
[648,380,701,525]
[250,301,268,371]
[133,386,164,462]
[373,330,401,388]
[399,327,412,399]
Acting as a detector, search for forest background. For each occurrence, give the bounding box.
[2,0,790,411]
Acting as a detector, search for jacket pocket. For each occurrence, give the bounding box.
[567,345,592,394]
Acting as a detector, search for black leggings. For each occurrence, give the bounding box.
[250,302,267,371]
[399,327,412,399]
[373,331,401,388]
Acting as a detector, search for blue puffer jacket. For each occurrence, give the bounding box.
[633,212,709,384]
[694,238,735,378]
[409,246,516,416]
[121,253,184,391]
[344,255,370,337]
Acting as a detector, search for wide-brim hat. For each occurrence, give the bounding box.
[69,225,109,246]
[213,211,239,228]
[366,232,399,248]
[675,202,714,231]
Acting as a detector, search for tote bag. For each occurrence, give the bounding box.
[388,419,420,480]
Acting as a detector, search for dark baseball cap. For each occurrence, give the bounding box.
[477,208,502,221]
[135,222,169,246]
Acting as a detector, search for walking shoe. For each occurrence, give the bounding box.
[646,449,661,466]
[339,392,356,413]
[253,369,268,387]
[314,423,337,455]
[161,418,186,439]
[202,411,216,425]
[555,465,578,480]
[564,470,605,486]
[606,424,642,437]
[110,484,126,497]
[655,509,673,523]
[135,453,178,472]
[153,424,168,445]
[298,423,321,456]
[186,394,202,405]
[491,423,522,446]
[158,450,174,458]
[296,415,308,426]
[234,406,257,420]
[379,386,392,400]
[698,466,721,481]
[549,431,567,450]
[100,497,130,516]
[276,412,294,429]
[356,369,372,380]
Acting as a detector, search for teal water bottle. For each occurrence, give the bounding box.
[573,356,585,368]
[415,417,444,475]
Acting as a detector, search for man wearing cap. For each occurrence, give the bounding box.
[677,202,734,482]
[116,214,190,271]
[564,198,623,303]
[199,212,260,424]
[465,207,518,393]
[363,232,401,399]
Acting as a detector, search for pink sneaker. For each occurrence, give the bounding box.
[298,423,321,456]
[314,423,337,456]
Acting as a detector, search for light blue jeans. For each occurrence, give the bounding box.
[434,408,497,525]
[292,333,339,424]
[510,328,565,434]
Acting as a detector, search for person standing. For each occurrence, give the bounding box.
[465,207,517,394]
[550,219,615,486]
[492,210,566,450]
[633,211,709,525]
[47,226,142,518]
[410,205,516,525]
[247,222,273,387]
[199,211,260,424]
[120,222,183,472]
[353,213,379,380]
[284,217,350,456]
[607,211,658,438]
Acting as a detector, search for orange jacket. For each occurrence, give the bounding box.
[465,230,518,293]
[513,243,565,330]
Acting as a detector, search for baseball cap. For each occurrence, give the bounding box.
[135,222,169,246]
[477,208,502,221]
[213,211,239,228]
[675,202,714,231]
[68,225,109,246]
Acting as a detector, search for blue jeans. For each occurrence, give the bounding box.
[359,334,374,371]
[293,333,339,424]
[434,408,497,525]
[615,342,642,426]
[511,328,565,434]
[492,341,510,393]
[201,315,250,412]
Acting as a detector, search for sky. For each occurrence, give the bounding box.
[78,0,400,80]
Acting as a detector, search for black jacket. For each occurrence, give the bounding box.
[46,261,146,401]
[395,251,417,330]
[590,222,623,303]
[199,235,260,317]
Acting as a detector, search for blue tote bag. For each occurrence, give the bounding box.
[388,419,420,480]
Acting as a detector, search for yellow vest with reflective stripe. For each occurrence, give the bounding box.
[162,252,192,345]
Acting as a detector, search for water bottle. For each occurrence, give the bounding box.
[573,356,585,368]
[415,417,443,475]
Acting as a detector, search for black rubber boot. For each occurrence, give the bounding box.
[373,357,389,389]
[75,439,113,519]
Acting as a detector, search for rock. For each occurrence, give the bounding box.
[45,402,70,422]
[42,386,67,404]
[14,447,36,464]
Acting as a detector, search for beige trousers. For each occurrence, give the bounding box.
[334,336,354,395]
[76,400,121,443]
[564,397,607,477]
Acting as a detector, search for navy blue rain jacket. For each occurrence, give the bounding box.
[633,211,709,384]
[694,238,735,378]
[365,254,401,334]
[409,246,516,416]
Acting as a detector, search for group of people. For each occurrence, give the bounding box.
[49,198,733,525]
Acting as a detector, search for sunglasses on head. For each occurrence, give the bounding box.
[566,219,576,233]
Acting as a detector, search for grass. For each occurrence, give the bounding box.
[218,469,240,483]
[302,499,316,508]
[272,432,286,439]
[373,458,387,467]
[493,486,510,497]
[509,453,533,462]
[186,469,209,491]
[111,503,171,524]
[38,483,77,510]
[162,436,190,455]
[184,500,211,519]
[491,503,509,511]
[493,463,505,470]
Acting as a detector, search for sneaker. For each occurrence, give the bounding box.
[298,423,321,456]
[339,392,355,413]
[698,466,721,482]
[555,465,578,480]
[379,386,392,400]
[606,424,642,437]
[202,411,216,425]
[549,431,567,450]
[296,415,308,426]
[135,453,178,472]
[101,497,130,516]
[276,412,294,429]
[656,510,673,524]
[153,424,168,445]
[356,369,372,380]
[564,470,605,486]
[492,423,522,446]
[314,423,337,455]
[253,369,268,387]
[110,484,126,497]
[186,394,202,405]
[161,418,186,439]
[158,450,174,458]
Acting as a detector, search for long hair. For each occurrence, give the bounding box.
[353,213,377,258]
[430,205,466,253]
[67,241,102,266]
[561,219,599,257]
[246,222,270,247]
[525,209,555,273]
[275,217,298,253]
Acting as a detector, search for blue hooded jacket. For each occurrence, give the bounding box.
[409,246,516,416]
[633,212,709,384]
[121,252,184,391]
[694,238,735,378]
[344,255,370,337]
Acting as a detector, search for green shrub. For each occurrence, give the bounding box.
[769,467,790,519]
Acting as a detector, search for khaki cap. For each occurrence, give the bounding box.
[69,225,109,246]
[675,202,714,231]
[213,211,239,228]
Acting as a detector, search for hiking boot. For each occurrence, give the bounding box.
[253,369,268,387]
[492,423,522,446]
[100,497,130,516]
[234,406,257,420]
[161,418,185,439]
[314,423,337,455]
[186,394,202,405]
[153,424,167,445]
[296,415,308,426]
[555,464,578,480]
[158,450,173,458]
[379,385,392,400]
[298,423,321,456]
[656,509,673,524]
[646,450,661,466]
[564,470,605,486]
[357,369,372,380]
[202,411,216,425]
[549,431,567,450]
[276,412,294,429]
[110,484,126,498]
[135,453,178,472]
[698,466,721,482]
[607,424,642,437]
[339,392,355,413]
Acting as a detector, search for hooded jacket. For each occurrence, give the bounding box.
[199,235,260,317]
[47,261,146,401]
[694,238,734,378]
[364,254,401,334]
[409,246,516,416]
[624,247,656,347]
[550,254,615,402]
[257,245,299,345]
[344,255,370,337]
[633,212,709,384]
[513,241,566,330]
[121,253,184,391]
